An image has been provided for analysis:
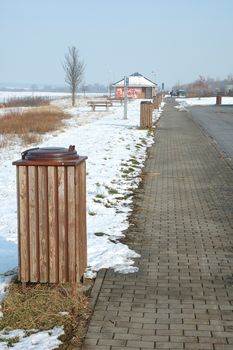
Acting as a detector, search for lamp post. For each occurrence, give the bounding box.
[152,71,156,83]
[152,71,157,97]
[108,69,112,97]
[124,76,129,120]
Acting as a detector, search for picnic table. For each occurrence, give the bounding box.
[87,100,112,111]
[107,97,124,105]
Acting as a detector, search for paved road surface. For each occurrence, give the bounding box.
[189,105,233,159]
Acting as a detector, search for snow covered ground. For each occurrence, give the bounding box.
[0,327,64,350]
[0,95,163,349]
[176,96,233,109]
[0,91,71,103]
[0,91,104,103]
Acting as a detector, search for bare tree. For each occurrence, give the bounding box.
[63,46,85,106]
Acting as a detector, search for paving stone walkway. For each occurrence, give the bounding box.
[83,99,233,350]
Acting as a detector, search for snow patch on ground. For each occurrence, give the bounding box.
[176,96,233,108]
[0,327,64,350]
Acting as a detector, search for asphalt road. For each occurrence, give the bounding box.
[188,105,233,159]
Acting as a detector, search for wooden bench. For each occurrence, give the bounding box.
[87,100,112,111]
[107,98,124,105]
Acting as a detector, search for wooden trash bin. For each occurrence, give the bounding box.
[13,145,87,284]
[153,96,159,109]
[159,95,162,106]
[140,101,153,128]
[216,95,222,105]
[153,95,162,109]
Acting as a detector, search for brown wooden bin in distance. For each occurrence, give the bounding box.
[153,95,162,109]
[216,95,222,105]
[13,146,87,284]
[140,101,153,128]
[153,96,159,109]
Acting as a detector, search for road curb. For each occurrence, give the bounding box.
[89,268,107,309]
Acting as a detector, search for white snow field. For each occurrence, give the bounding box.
[0,94,163,349]
[0,91,71,103]
[176,96,233,109]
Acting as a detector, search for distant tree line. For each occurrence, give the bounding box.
[0,83,108,94]
[172,75,233,97]
[80,83,108,94]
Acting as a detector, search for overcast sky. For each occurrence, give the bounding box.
[1,0,233,89]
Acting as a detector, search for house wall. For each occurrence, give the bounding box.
[115,87,145,99]
[115,87,156,99]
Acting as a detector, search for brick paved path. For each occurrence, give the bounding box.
[83,100,233,350]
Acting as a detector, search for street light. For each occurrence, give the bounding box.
[108,69,112,97]
[151,71,156,83]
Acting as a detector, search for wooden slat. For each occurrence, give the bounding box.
[58,166,67,283]
[76,162,87,279]
[28,166,39,282]
[75,166,81,281]
[81,162,87,275]
[140,103,143,127]
[18,166,29,282]
[38,166,49,282]
[67,167,76,282]
[16,167,21,280]
[48,167,58,283]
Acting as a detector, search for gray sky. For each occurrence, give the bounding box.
[1,0,233,88]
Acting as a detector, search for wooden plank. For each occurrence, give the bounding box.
[75,166,81,280]
[38,166,49,282]
[18,166,29,282]
[140,103,145,128]
[58,166,67,283]
[28,166,39,282]
[16,167,21,281]
[145,105,147,127]
[144,104,146,126]
[48,167,58,283]
[140,103,143,127]
[76,162,87,279]
[67,167,76,282]
[81,162,87,276]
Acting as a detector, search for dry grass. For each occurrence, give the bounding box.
[2,96,51,108]
[0,106,70,145]
[0,282,91,349]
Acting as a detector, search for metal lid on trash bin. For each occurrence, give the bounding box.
[22,145,78,161]
[13,145,87,166]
